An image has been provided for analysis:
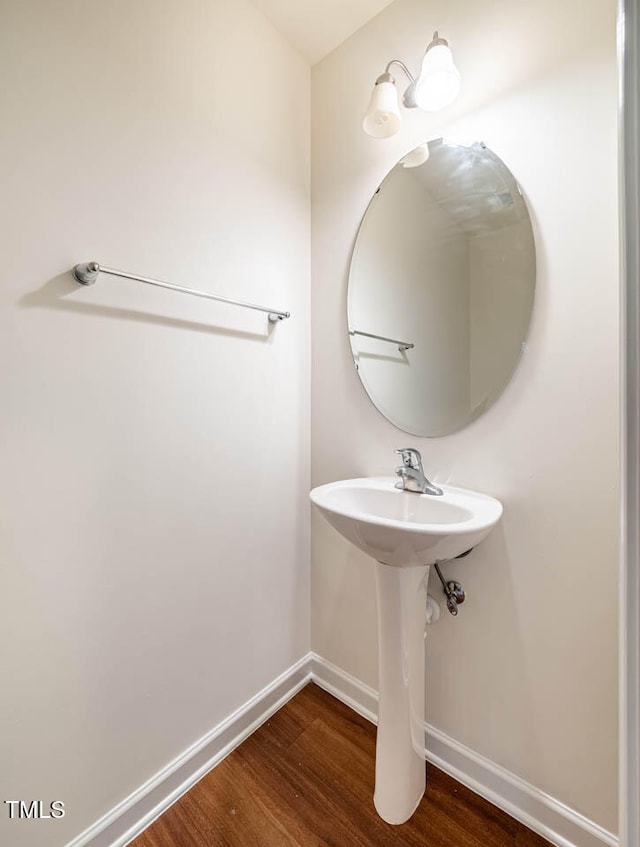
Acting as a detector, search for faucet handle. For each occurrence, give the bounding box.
[395,447,423,469]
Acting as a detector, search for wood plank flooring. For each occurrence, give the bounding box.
[131,683,551,847]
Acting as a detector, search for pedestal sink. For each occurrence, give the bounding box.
[310,476,502,825]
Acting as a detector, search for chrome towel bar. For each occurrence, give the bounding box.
[349,329,413,352]
[72,262,291,323]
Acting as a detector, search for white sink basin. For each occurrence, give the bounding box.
[310,476,503,567]
[310,474,503,825]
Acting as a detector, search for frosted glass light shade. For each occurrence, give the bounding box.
[362,79,401,138]
[414,43,461,111]
[401,143,430,168]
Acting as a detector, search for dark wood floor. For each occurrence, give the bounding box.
[131,683,550,847]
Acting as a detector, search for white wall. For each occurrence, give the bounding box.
[311,0,619,833]
[0,2,309,846]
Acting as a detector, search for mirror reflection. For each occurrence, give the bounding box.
[348,139,536,436]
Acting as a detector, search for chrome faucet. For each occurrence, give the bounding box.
[394,448,443,496]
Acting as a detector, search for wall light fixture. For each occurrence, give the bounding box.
[362,32,461,138]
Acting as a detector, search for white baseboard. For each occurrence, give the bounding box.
[67,651,619,847]
[65,655,312,847]
[308,652,378,723]
[310,652,618,847]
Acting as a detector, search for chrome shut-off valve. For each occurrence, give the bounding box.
[433,562,466,616]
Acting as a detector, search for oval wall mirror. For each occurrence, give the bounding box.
[348,139,536,437]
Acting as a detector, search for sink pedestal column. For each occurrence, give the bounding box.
[374,562,429,825]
